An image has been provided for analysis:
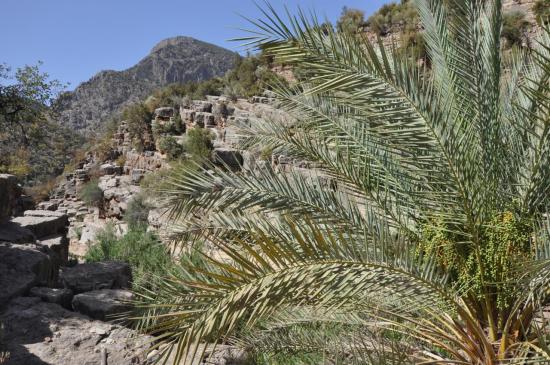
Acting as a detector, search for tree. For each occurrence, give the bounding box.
[123,102,154,151]
[0,62,63,147]
[336,6,365,34]
[157,135,184,160]
[0,63,80,184]
[184,128,213,160]
[133,1,550,363]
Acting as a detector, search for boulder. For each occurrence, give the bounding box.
[72,289,133,321]
[29,287,73,309]
[74,168,89,182]
[99,163,123,176]
[0,221,35,243]
[193,100,212,113]
[60,261,132,294]
[131,169,146,184]
[0,242,55,307]
[180,109,195,122]
[0,297,151,365]
[38,234,69,264]
[125,151,166,172]
[0,174,21,222]
[154,106,175,119]
[98,175,119,190]
[14,194,35,216]
[194,112,215,128]
[37,200,59,211]
[79,223,103,245]
[12,211,68,239]
[212,102,229,120]
[252,96,269,104]
[213,148,244,170]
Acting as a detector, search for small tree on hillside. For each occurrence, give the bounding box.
[336,7,365,34]
[123,102,154,151]
[184,128,213,161]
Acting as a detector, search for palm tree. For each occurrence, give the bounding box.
[133,0,550,363]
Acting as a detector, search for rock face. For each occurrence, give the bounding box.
[0,174,21,222]
[0,243,56,308]
[213,148,244,170]
[38,234,69,264]
[11,210,68,240]
[0,221,35,243]
[72,289,133,321]
[1,297,150,365]
[30,287,74,309]
[54,36,236,135]
[60,261,132,293]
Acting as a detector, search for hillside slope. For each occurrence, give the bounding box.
[54,36,236,135]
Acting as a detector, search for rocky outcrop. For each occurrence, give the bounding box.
[0,242,56,308]
[54,36,236,135]
[0,174,21,222]
[30,287,74,309]
[0,222,35,244]
[60,261,132,294]
[1,297,150,365]
[213,148,244,170]
[72,289,133,321]
[38,234,69,264]
[11,210,69,239]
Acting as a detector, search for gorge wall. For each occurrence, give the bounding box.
[54,36,237,136]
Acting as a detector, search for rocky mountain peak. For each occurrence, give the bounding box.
[54,36,236,135]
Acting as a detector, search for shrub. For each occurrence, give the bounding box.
[157,136,184,160]
[79,180,103,207]
[123,102,154,151]
[115,154,126,168]
[336,7,365,34]
[85,225,172,289]
[223,55,288,98]
[502,11,530,47]
[173,113,184,134]
[399,31,428,61]
[185,128,213,160]
[259,147,273,161]
[534,0,550,25]
[124,194,152,229]
[25,177,58,203]
[366,1,418,36]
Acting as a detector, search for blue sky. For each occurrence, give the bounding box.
[1,0,390,90]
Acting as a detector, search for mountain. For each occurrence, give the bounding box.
[54,36,236,135]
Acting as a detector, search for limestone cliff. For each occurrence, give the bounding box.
[53,37,236,136]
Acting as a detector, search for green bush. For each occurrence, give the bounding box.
[366,0,417,36]
[79,180,103,207]
[157,136,184,160]
[185,128,213,160]
[124,194,152,229]
[173,113,184,134]
[85,225,172,289]
[502,11,530,47]
[223,55,288,98]
[399,31,428,61]
[259,147,273,161]
[336,7,365,34]
[123,102,154,151]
